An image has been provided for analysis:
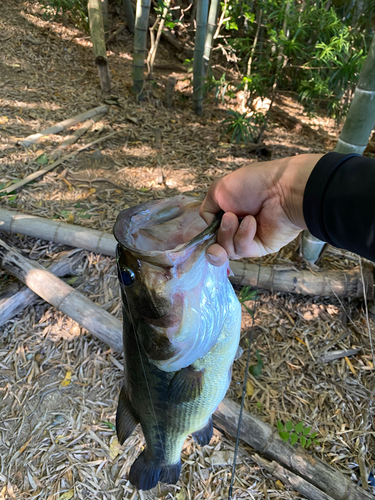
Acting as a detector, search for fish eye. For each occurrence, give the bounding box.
[118,266,135,287]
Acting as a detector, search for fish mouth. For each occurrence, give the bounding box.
[113,196,223,268]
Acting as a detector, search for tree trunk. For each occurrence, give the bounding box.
[302,34,375,263]
[123,0,135,34]
[88,0,111,93]
[133,0,151,100]
[203,0,219,75]
[192,0,209,115]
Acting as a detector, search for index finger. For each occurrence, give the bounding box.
[199,179,222,225]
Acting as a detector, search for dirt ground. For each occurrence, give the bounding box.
[1,1,375,499]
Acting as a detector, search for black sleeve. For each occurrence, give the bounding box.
[303,152,375,262]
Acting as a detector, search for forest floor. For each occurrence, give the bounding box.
[1,1,375,499]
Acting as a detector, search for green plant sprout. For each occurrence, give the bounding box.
[277,420,319,448]
[223,110,264,144]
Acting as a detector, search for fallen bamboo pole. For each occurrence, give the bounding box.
[50,114,105,160]
[0,130,123,195]
[0,208,372,298]
[18,105,109,147]
[213,398,374,500]
[253,455,335,500]
[230,260,373,299]
[0,238,123,353]
[0,249,83,327]
[0,209,116,255]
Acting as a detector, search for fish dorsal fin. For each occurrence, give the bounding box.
[116,386,139,444]
[168,366,204,404]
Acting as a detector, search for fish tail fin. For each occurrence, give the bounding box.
[129,451,181,491]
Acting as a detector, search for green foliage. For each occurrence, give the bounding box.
[249,350,263,378]
[154,0,178,30]
[223,110,264,144]
[277,420,319,448]
[38,0,88,28]
[217,0,373,119]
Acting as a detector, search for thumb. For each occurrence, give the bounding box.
[199,180,222,225]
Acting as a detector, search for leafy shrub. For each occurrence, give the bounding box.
[38,0,88,28]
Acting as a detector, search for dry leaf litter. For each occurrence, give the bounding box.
[1,1,375,499]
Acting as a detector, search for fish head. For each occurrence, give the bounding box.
[114,196,225,369]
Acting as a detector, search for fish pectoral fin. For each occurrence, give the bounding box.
[116,386,139,445]
[168,366,204,404]
[192,417,213,447]
[234,345,243,361]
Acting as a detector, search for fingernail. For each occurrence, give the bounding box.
[207,253,221,264]
[240,217,251,230]
[221,215,232,231]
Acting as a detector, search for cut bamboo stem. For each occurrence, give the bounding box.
[0,249,83,327]
[163,76,176,108]
[88,0,111,93]
[213,398,375,500]
[0,209,372,298]
[18,105,108,147]
[0,130,123,194]
[253,455,336,500]
[0,238,123,353]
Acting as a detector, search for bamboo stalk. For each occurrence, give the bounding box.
[18,105,108,147]
[0,238,123,353]
[123,0,135,34]
[133,0,152,99]
[0,208,372,298]
[192,0,209,116]
[88,0,111,93]
[203,0,220,75]
[0,249,83,327]
[253,455,336,500]
[0,130,123,195]
[213,398,375,500]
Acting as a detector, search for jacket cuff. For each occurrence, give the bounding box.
[303,152,361,244]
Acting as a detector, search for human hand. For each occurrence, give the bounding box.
[199,154,323,265]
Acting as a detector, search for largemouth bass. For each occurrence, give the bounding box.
[114,195,241,491]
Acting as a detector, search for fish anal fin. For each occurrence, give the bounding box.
[192,417,213,447]
[116,386,139,445]
[129,450,181,491]
[168,366,204,404]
